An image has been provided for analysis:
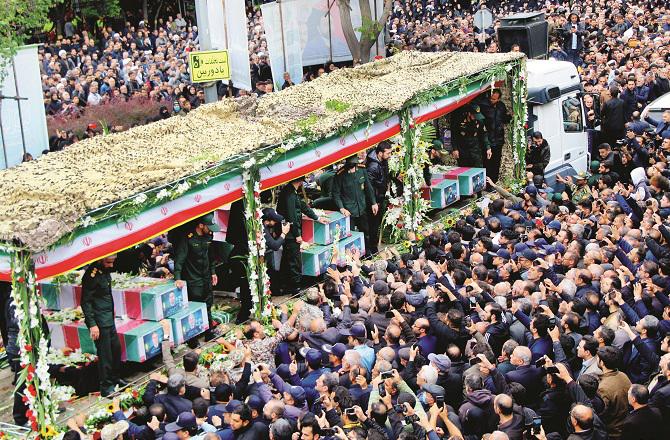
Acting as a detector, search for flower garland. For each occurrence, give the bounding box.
[8,247,72,438]
[241,159,273,319]
[508,59,528,178]
[383,109,430,243]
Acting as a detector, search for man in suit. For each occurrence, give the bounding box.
[504,346,545,408]
[601,86,627,147]
[577,335,602,379]
[621,384,662,440]
[649,353,670,430]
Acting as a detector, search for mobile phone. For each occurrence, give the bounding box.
[378,383,386,398]
[344,408,356,416]
[532,416,542,435]
[535,358,546,368]
[546,366,559,374]
[393,404,406,413]
[469,357,482,366]
[469,297,477,306]
[404,414,419,425]
[385,310,395,319]
[435,395,445,406]
[381,370,394,380]
[506,295,513,309]
[548,317,557,330]
[321,428,336,436]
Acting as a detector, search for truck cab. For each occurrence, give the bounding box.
[526,60,588,183]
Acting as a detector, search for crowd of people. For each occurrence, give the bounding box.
[16,0,670,440]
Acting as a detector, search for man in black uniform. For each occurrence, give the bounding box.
[81,255,125,396]
[277,177,327,295]
[366,142,391,254]
[449,104,492,168]
[332,156,378,253]
[479,89,511,182]
[174,213,220,340]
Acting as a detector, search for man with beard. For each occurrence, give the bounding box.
[81,255,127,396]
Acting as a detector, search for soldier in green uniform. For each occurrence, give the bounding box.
[81,255,125,396]
[332,156,378,254]
[312,166,337,211]
[277,177,327,295]
[449,104,492,168]
[173,214,220,340]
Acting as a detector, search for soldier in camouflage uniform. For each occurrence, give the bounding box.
[449,104,492,168]
[81,255,125,396]
[173,213,220,341]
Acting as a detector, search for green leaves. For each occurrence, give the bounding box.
[325,99,352,113]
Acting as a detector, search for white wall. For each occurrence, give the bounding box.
[0,45,49,168]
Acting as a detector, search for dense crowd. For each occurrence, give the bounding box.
[16,1,670,440]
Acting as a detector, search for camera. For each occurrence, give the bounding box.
[404,414,419,425]
[321,428,336,437]
[393,404,406,413]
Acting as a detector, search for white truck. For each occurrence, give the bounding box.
[526,59,589,182]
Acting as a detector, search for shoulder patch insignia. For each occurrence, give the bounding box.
[188,233,193,238]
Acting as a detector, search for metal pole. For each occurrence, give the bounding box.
[0,102,8,168]
[221,0,233,97]
[278,0,288,73]
[373,0,379,57]
[195,0,218,103]
[326,0,334,62]
[11,61,27,157]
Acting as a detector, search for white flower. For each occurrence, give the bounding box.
[174,181,190,195]
[242,158,256,169]
[133,193,148,205]
[81,216,96,227]
[156,189,170,200]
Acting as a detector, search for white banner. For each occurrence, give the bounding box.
[260,0,304,89]
[0,45,49,168]
[206,0,252,91]
[262,0,385,68]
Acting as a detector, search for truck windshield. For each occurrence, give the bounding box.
[562,97,583,132]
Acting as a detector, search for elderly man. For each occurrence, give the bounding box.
[504,346,544,408]
[243,302,301,368]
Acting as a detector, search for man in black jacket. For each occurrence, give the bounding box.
[620,384,663,440]
[601,87,627,147]
[526,132,551,177]
[479,89,511,182]
[262,208,291,296]
[366,142,391,254]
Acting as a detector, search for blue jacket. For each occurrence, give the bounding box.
[143,380,193,422]
[645,116,670,139]
[505,365,545,408]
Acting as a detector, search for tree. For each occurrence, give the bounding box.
[77,0,122,21]
[0,0,60,81]
[336,0,392,64]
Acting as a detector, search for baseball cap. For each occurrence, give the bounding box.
[166,412,197,432]
[421,383,446,399]
[340,323,366,338]
[525,185,538,197]
[262,208,284,223]
[100,421,129,440]
[496,249,511,260]
[520,249,538,261]
[305,349,322,368]
[288,385,306,404]
[547,220,562,231]
[224,400,242,413]
[345,156,360,166]
[199,213,221,232]
[246,395,264,411]
[427,353,452,372]
[323,343,347,359]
